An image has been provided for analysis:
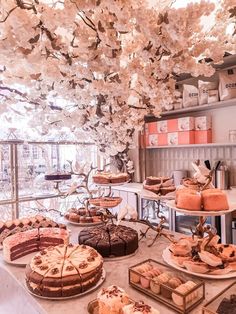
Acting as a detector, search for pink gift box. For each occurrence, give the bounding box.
[147,122,157,134]
[158,133,168,146]
[178,131,195,144]
[167,119,178,132]
[157,120,168,133]
[195,130,212,144]
[168,131,195,145]
[147,134,158,146]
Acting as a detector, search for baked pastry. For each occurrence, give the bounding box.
[177,191,201,211]
[146,176,162,185]
[140,268,162,289]
[26,244,103,297]
[161,277,183,299]
[79,224,138,258]
[0,215,66,245]
[143,183,161,194]
[216,295,236,314]
[97,285,130,314]
[150,277,161,294]
[93,172,111,184]
[3,228,69,261]
[182,178,199,190]
[93,172,128,184]
[122,301,160,314]
[110,173,128,183]
[217,244,236,262]
[175,188,197,204]
[130,263,153,283]
[160,186,176,195]
[89,197,122,208]
[202,191,229,211]
[172,280,198,306]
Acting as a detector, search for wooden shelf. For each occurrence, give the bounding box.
[145,98,236,122]
[146,142,236,149]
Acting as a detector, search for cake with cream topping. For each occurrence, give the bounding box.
[25,244,103,297]
[3,227,69,261]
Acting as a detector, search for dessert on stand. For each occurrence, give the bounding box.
[163,161,236,279]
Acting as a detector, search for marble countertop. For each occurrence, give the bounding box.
[0,222,235,314]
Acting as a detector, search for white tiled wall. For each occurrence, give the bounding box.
[145,144,236,186]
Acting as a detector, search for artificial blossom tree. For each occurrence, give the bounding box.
[0,0,235,171]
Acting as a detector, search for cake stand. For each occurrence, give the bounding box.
[167,200,236,238]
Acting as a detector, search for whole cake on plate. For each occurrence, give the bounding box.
[3,227,69,261]
[26,244,103,298]
[0,215,66,245]
[79,224,138,257]
[25,244,103,297]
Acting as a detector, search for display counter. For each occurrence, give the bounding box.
[0,222,235,314]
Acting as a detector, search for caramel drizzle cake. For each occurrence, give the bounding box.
[0,215,67,246]
[78,224,138,258]
[25,244,103,297]
[3,228,69,262]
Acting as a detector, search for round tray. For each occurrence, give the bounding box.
[26,268,106,300]
[162,247,236,279]
[4,252,38,267]
[166,200,236,216]
[104,249,138,261]
[64,217,104,227]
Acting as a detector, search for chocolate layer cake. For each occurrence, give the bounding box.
[0,215,66,245]
[25,244,103,297]
[3,228,69,261]
[78,224,138,257]
[44,173,71,181]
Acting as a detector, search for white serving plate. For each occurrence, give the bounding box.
[26,268,106,300]
[167,200,236,216]
[162,247,236,279]
[64,217,104,227]
[104,249,138,261]
[4,252,38,267]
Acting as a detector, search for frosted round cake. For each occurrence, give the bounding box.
[25,244,103,297]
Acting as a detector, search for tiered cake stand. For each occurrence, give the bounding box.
[162,200,236,279]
